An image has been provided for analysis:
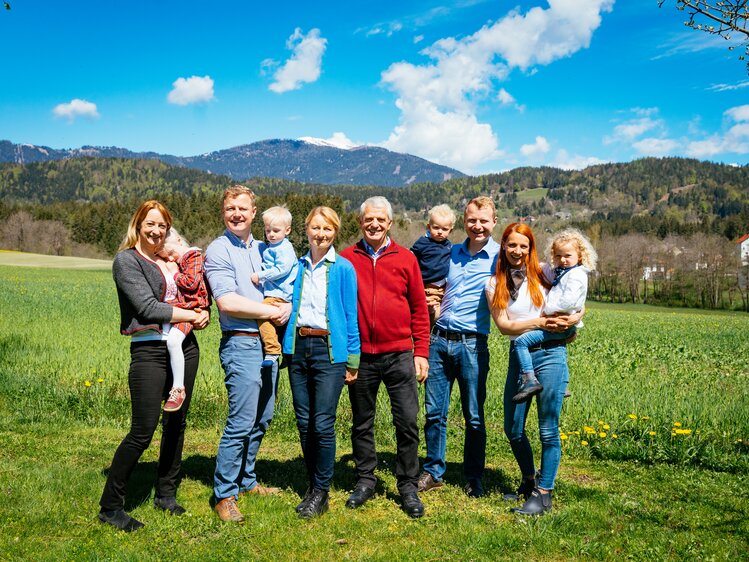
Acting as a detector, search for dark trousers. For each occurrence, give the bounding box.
[288,335,346,492]
[99,335,199,511]
[348,351,420,494]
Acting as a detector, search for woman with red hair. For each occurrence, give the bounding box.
[486,223,581,516]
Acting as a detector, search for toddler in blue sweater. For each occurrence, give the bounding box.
[410,204,456,326]
[251,206,298,368]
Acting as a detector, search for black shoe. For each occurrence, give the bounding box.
[98,509,145,532]
[401,492,424,518]
[295,487,313,513]
[464,479,484,498]
[298,489,329,519]
[503,475,537,502]
[511,488,552,515]
[153,496,186,516]
[512,381,543,403]
[417,472,444,493]
[345,485,375,509]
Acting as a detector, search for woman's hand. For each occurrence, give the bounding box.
[192,308,210,330]
[344,368,358,385]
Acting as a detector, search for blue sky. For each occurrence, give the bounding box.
[2,0,748,174]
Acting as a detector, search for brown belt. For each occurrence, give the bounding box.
[297,327,330,337]
[222,330,260,338]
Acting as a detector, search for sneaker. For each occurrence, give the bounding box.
[261,354,279,369]
[215,496,244,523]
[164,387,186,412]
[98,509,144,532]
[417,472,444,493]
[512,380,543,404]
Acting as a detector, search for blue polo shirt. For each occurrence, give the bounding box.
[204,229,265,332]
[436,237,500,335]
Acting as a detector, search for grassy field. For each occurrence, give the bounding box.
[0,264,747,560]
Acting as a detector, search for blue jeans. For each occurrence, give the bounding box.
[424,333,489,482]
[288,335,346,491]
[514,327,575,375]
[214,334,278,500]
[504,342,568,490]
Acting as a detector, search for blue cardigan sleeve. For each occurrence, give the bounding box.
[341,260,360,369]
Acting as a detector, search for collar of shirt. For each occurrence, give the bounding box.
[224,228,255,249]
[362,237,391,258]
[303,245,337,268]
[458,236,499,257]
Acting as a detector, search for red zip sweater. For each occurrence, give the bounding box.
[340,239,430,358]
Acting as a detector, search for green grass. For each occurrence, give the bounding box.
[515,187,549,203]
[0,250,112,270]
[0,265,747,560]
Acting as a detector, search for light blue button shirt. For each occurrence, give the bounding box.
[436,237,500,335]
[362,237,391,261]
[296,246,336,330]
[204,229,264,332]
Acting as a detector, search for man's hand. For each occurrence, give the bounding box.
[414,356,429,384]
[270,302,292,326]
[192,308,210,330]
[251,272,260,285]
[345,368,358,385]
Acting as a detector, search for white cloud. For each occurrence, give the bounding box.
[167,75,215,105]
[268,28,327,94]
[553,149,606,170]
[413,34,424,44]
[520,135,550,158]
[653,31,734,60]
[52,99,99,121]
[497,88,526,112]
[707,80,749,92]
[724,104,749,122]
[632,137,680,156]
[380,0,613,170]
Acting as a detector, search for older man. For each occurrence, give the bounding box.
[340,196,430,518]
[419,196,499,498]
[204,185,291,523]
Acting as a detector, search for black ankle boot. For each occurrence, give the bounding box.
[511,488,552,515]
[296,487,313,513]
[503,476,537,501]
[298,488,329,518]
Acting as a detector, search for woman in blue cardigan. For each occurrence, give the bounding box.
[282,206,360,518]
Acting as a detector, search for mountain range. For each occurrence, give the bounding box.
[0,139,464,188]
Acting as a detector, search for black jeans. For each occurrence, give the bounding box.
[348,351,420,494]
[99,334,199,511]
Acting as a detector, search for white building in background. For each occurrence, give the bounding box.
[738,234,749,290]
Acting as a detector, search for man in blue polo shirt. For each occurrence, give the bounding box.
[418,196,499,498]
[204,185,291,523]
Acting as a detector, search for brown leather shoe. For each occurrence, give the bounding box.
[417,471,444,493]
[215,496,244,523]
[239,484,281,497]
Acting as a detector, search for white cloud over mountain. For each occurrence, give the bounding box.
[167,76,215,105]
[268,28,327,94]
[52,99,99,121]
[381,0,614,171]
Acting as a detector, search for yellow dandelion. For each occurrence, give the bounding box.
[560,434,568,440]
[598,420,605,426]
[599,432,607,438]
[675,429,692,435]
[671,432,677,437]
[628,414,637,420]
[612,434,618,439]
[574,431,581,435]
[584,426,596,435]
[603,424,610,430]
[581,440,589,446]
[648,431,656,436]
[97,378,104,383]
[673,422,682,427]
[84,381,92,387]
[641,416,650,421]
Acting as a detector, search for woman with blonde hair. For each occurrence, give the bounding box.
[98,200,209,531]
[282,206,360,518]
[486,223,582,516]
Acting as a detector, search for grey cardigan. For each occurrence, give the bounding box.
[113,248,174,335]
